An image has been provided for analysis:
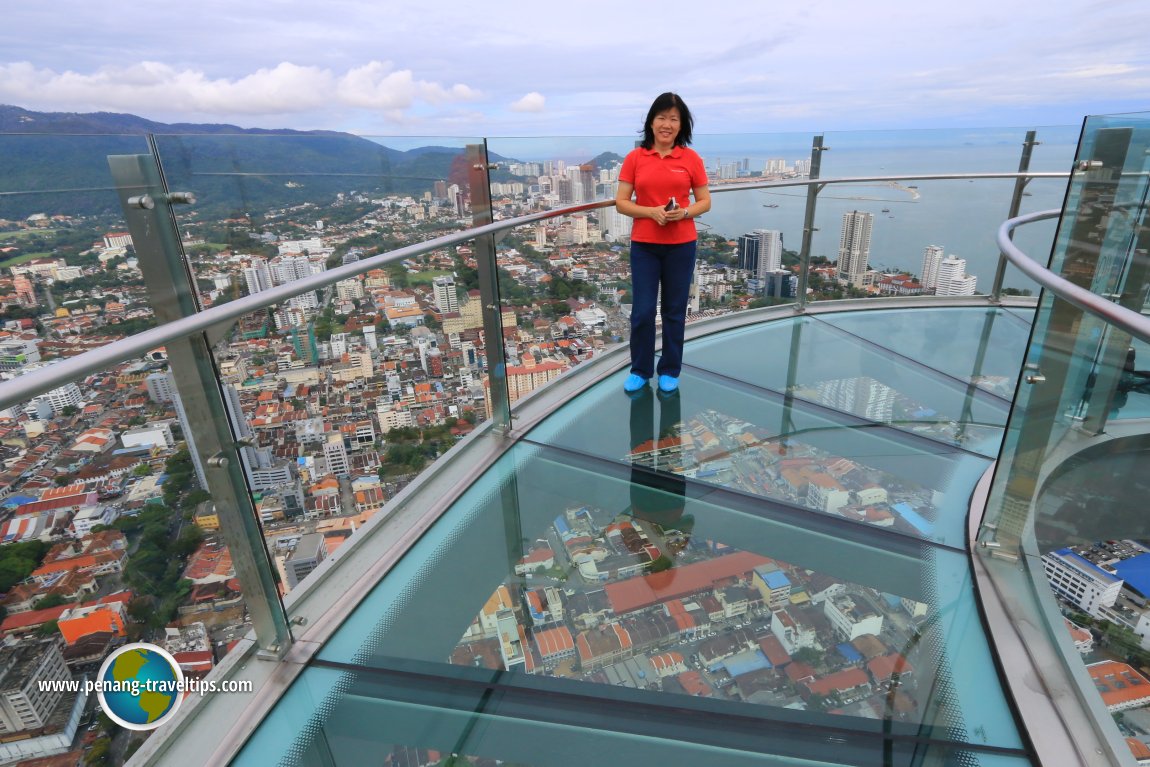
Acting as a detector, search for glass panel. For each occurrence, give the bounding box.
[314,440,1025,760]
[686,312,1011,456]
[0,134,153,349]
[816,127,1076,298]
[978,112,1150,765]
[816,306,1034,397]
[525,362,994,550]
[234,663,1032,767]
[142,134,492,636]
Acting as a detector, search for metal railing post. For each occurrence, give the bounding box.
[990,130,1040,301]
[467,143,512,432]
[108,150,292,659]
[795,135,827,312]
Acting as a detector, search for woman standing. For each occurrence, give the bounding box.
[615,92,711,394]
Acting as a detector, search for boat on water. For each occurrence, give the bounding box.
[881,208,890,213]
[764,203,779,208]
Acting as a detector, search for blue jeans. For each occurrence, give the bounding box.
[629,240,697,379]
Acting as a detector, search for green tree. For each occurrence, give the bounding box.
[175,526,204,558]
[32,593,69,610]
[792,647,823,665]
[84,736,112,766]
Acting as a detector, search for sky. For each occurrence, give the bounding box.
[1,0,1147,138]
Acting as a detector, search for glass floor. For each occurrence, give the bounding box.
[234,306,1038,767]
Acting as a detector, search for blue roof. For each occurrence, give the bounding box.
[1057,548,1121,584]
[3,495,37,508]
[891,503,933,535]
[1113,554,1150,596]
[837,643,863,663]
[553,517,571,536]
[764,570,791,589]
[722,649,771,677]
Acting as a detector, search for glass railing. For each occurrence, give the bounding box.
[0,122,1116,766]
[977,112,1150,766]
[479,129,1073,405]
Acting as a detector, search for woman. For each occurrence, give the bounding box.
[615,92,711,394]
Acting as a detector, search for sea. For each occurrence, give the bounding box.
[481,126,1084,294]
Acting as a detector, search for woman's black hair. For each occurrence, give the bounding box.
[641,92,694,149]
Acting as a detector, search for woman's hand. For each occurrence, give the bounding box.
[664,206,689,222]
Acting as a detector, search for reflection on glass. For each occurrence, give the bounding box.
[977,113,1150,766]
[528,307,1023,548]
[299,432,1026,766]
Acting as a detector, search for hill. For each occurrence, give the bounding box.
[0,105,514,220]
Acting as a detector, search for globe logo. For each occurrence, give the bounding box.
[96,643,185,731]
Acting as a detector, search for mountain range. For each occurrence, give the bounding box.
[0,105,522,220]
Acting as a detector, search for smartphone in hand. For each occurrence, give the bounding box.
[665,197,678,211]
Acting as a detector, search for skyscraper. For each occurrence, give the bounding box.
[737,233,760,273]
[755,230,783,279]
[837,211,874,287]
[921,245,945,292]
[737,230,782,278]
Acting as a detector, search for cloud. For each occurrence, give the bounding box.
[510,92,545,113]
[0,60,480,121]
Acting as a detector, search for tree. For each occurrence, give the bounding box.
[181,489,211,510]
[792,647,823,665]
[175,526,204,558]
[84,736,112,766]
[649,555,674,573]
[32,593,69,610]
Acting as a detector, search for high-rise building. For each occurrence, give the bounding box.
[145,371,176,403]
[935,255,978,296]
[323,433,350,477]
[0,638,72,734]
[433,276,459,314]
[921,245,945,291]
[737,233,761,273]
[755,230,783,279]
[242,258,274,296]
[837,211,874,287]
[738,230,783,279]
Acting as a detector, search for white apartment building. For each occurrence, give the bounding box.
[920,245,945,291]
[837,211,874,287]
[0,639,70,734]
[1042,547,1124,617]
[824,593,884,641]
[433,276,459,314]
[935,255,978,296]
[771,608,819,654]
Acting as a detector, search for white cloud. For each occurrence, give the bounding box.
[0,60,479,121]
[510,92,546,113]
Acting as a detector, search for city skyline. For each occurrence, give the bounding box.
[0,1,1146,136]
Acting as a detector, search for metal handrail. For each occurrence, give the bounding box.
[997,209,1150,344]
[0,170,1064,413]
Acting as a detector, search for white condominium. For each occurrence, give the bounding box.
[837,211,873,287]
[935,255,978,296]
[921,245,944,291]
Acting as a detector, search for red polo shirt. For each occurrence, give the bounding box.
[619,145,708,244]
